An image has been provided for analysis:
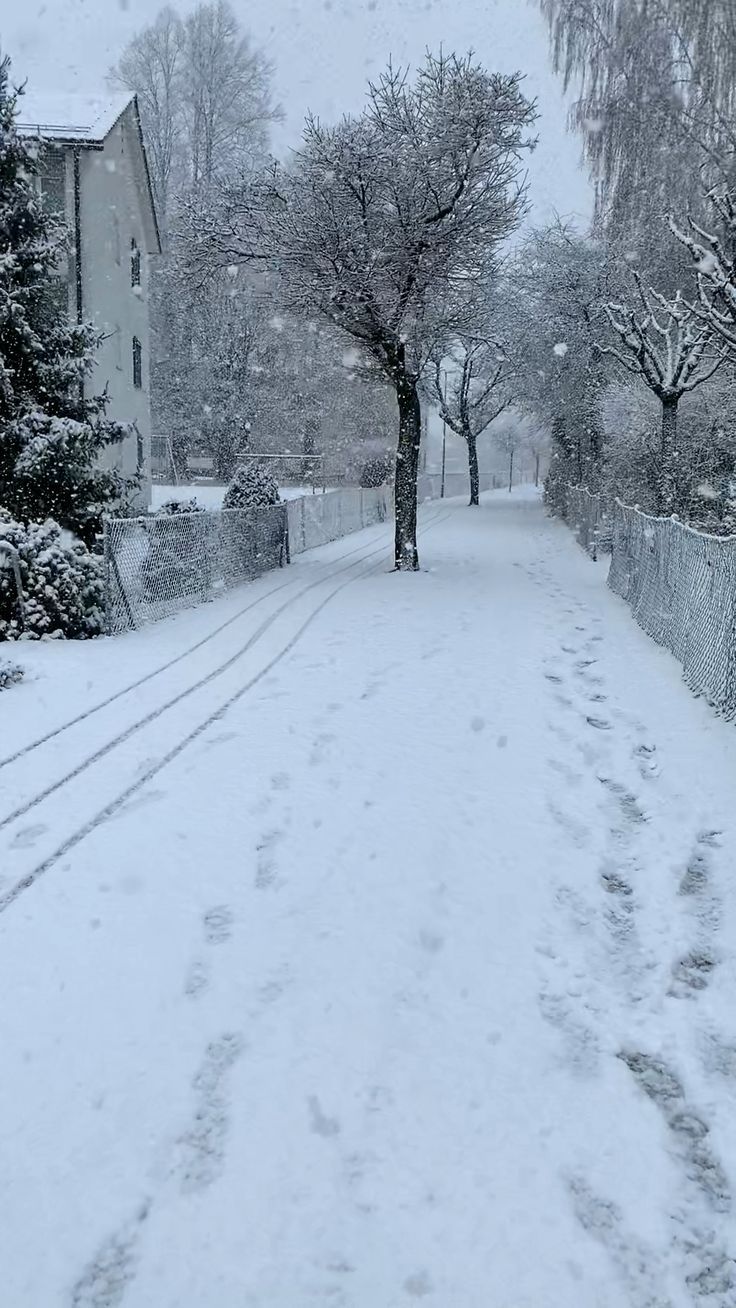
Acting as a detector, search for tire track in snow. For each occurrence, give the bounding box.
[0,517,402,773]
[0,511,452,913]
[0,525,409,834]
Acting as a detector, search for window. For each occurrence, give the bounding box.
[38,147,66,214]
[131,237,141,288]
[132,336,142,389]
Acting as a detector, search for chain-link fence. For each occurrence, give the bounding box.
[286,486,389,553]
[104,505,288,635]
[104,487,393,634]
[556,485,736,719]
[608,503,736,719]
[564,485,613,559]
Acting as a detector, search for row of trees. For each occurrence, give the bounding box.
[114,2,398,490]
[510,0,736,528]
[173,48,537,566]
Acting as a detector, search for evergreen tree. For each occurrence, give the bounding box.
[0,57,132,544]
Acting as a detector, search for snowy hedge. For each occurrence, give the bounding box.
[223,464,280,510]
[0,511,104,641]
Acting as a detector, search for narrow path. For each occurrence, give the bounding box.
[2,492,735,1307]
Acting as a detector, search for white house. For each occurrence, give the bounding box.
[17,92,161,508]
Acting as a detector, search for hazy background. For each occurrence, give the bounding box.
[2,0,592,227]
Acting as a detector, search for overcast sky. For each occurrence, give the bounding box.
[2,0,592,227]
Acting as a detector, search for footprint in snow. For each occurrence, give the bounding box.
[586,715,612,731]
[308,1094,341,1138]
[203,905,233,945]
[10,822,48,850]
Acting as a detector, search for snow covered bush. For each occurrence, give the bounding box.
[0,657,23,689]
[156,496,205,515]
[0,511,104,641]
[223,463,280,510]
[360,457,390,488]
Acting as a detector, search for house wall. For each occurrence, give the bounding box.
[78,107,154,510]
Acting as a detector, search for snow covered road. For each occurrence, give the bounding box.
[3,490,736,1307]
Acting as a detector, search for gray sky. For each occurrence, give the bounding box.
[2,0,592,227]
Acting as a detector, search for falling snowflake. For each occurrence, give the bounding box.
[553,342,568,358]
[696,253,719,276]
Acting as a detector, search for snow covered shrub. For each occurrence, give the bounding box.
[360,457,390,488]
[0,657,23,689]
[156,497,205,515]
[0,511,104,641]
[223,463,280,510]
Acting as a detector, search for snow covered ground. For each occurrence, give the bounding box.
[150,482,333,510]
[2,488,736,1307]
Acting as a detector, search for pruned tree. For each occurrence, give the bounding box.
[671,191,736,355]
[431,331,515,505]
[191,52,536,567]
[600,272,728,510]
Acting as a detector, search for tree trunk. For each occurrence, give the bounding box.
[659,395,679,513]
[466,425,480,506]
[534,451,540,486]
[508,448,514,493]
[394,373,421,570]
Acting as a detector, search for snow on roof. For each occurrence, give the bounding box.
[15,91,133,143]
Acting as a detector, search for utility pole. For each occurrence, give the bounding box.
[440,368,448,498]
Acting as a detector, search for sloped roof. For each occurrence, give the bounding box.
[15,90,162,254]
[15,91,132,143]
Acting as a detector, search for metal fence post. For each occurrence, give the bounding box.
[0,541,25,634]
[103,523,112,636]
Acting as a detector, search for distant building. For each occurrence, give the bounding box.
[16,93,162,509]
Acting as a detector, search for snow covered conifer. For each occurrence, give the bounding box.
[0,57,132,544]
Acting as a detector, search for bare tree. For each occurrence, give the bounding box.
[113,6,184,223]
[194,52,536,567]
[600,272,727,510]
[114,2,280,208]
[431,333,515,505]
[491,417,528,493]
[182,1,279,194]
[113,1,282,474]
